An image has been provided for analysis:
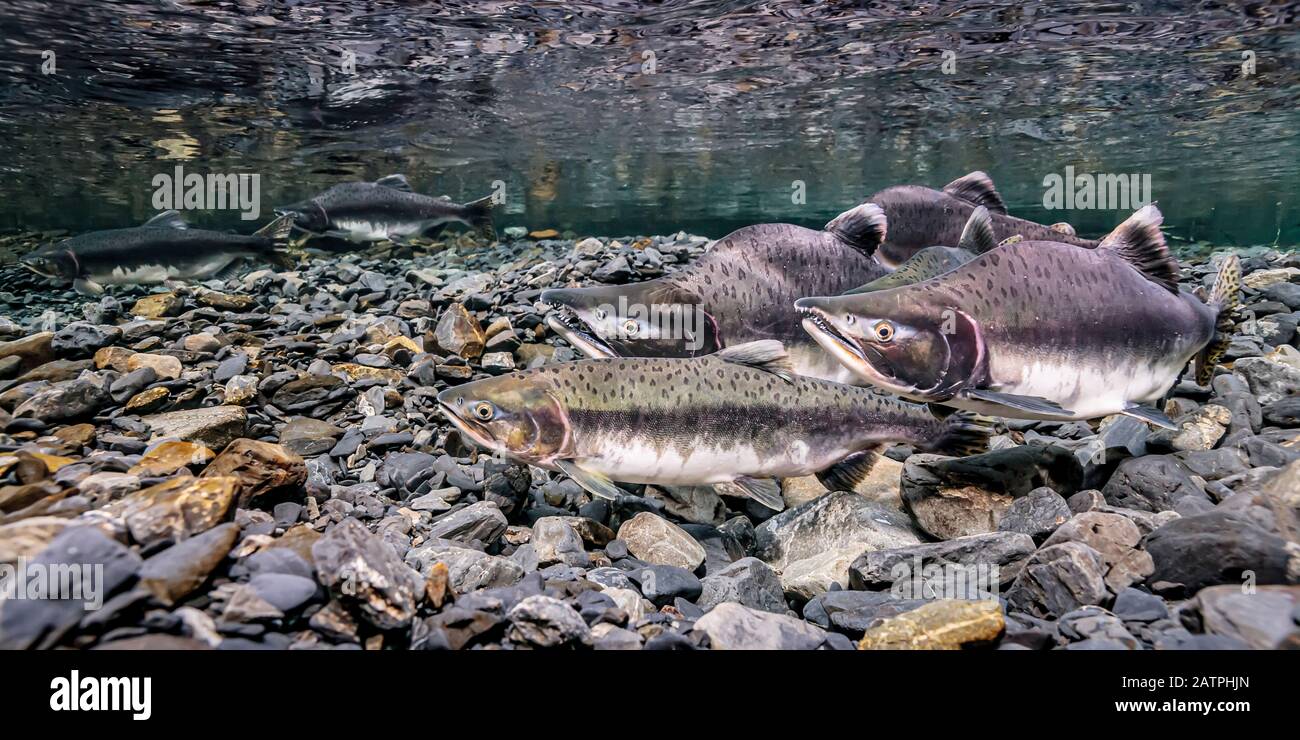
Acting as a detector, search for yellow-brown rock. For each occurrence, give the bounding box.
[52,423,97,449]
[131,292,182,318]
[127,352,182,380]
[858,599,1005,650]
[0,332,55,373]
[331,363,405,385]
[26,451,77,474]
[265,523,320,564]
[0,480,63,514]
[95,475,239,547]
[143,406,247,450]
[125,386,171,413]
[383,335,422,355]
[0,516,71,565]
[93,346,136,372]
[129,440,215,478]
[434,304,486,359]
[425,561,453,609]
[201,439,306,505]
[196,290,257,312]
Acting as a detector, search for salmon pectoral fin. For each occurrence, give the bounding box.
[715,476,784,511]
[960,388,1075,418]
[553,459,624,501]
[73,278,105,296]
[1121,404,1178,430]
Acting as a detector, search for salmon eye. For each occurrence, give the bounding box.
[874,321,894,342]
[473,402,494,420]
[622,319,638,335]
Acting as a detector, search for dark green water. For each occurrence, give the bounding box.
[1,1,1298,254]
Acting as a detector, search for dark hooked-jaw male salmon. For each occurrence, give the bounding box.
[541,203,892,383]
[797,206,1240,429]
[869,171,1095,267]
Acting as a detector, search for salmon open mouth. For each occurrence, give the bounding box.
[798,305,898,382]
[436,402,498,450]
[544,303,618,359]
[798,306,865,362]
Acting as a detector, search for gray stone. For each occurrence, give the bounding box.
[1101,455,1210,513]
[531,517,590,567]
[427,501,508,545]
[13,378,110,423]
[1263,396,1300,427]
[694,602,828,650]
[997,487,1072,542]
[278,417,343,457]
[591,623,643,650]
[634,564,702,607]
[1111,587,1168,622]
[143,406,248,450]
[1006,541,1109,619]
[507,595,591,647]
[247,573,319,613]
[1234,355,1300,405]
[900,446,1082,539]
[848,531,1036,594]
[1193,584,1300,649]
[1144,511,1292,595]
[109,367,156,403]
[617,512,705,570]
[137,522,239,606]
[755,491,922,574]
[1041,512,1154,595]
[697,557,790,615]
[311,518,422,629]
[406,542,524,593]
[1058,606,1140,648]
[643,484,727,524]
[0,526,142,649]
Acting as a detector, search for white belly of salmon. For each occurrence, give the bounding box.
[336,219,436,242]
[98,256,234,284]
[980,354,1189,419]
[580,436,847,484]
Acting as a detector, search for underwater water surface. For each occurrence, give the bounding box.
[1,1,1298,253]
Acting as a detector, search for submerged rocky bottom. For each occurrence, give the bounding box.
[0,231,1297,650]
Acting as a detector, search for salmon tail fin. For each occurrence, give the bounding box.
[254,212,296,240]
[462,195,496,241]
[925,410,993,457]
[1194,254,1241,385]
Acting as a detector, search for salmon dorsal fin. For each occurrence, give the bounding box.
[942,171,1007,214]
[715,339,794,382]
[1099,204,1179,294]
[375,174,413,192]
[957,206,998,254]
[824,202,887,256]
[144,210,188,229]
